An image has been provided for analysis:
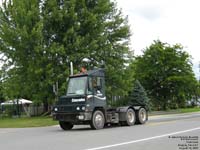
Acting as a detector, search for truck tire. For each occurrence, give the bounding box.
[136,108,147,124]
[59,121,73,130]
[124,108,136,126]
[90,110,105,130]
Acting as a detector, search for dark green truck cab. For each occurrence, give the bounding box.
[52,68,148,130]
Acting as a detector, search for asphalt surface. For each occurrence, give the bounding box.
[0,112,200,150]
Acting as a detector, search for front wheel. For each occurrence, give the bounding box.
[59,121,73,130]
[90,110,105,130]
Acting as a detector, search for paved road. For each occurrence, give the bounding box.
[0,112,200,150]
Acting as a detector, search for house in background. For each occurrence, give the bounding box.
[0,98,32,117]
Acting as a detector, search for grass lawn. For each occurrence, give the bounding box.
[0,116,58,128]
[179,107,200,113]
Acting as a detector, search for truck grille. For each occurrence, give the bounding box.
[55,114,77,121]
[58,106,75,112]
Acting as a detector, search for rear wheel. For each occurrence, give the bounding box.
[90,110,105,130]
[136,108,147,124]
[59,121,73,130]
[124,108,136,126]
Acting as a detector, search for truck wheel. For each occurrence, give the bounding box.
[124,108,136,126]
[90,110,105,130]
[136,108,147,124]
[59,121,73,130]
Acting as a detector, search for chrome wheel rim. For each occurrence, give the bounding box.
[127,111,134,123]
[95,114,103,127]
[140,109,146,122]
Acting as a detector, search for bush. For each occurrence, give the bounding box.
[112,80,150,110]
[128,80,150,109]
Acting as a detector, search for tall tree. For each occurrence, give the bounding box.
[133,40,197,110]
[128,80,150,109]
[0,70,5,102]
[0,0,47,101]
[41,0,132,98]
[0,0,132,108]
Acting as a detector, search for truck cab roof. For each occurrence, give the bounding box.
[70,68,105,78]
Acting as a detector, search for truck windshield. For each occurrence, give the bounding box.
[67,76,87,95]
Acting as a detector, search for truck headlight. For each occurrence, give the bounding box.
[76,107,80,111]
[54,107,58,112]
[82,106,86,111]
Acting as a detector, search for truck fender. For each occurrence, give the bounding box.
[116,106,130,113]
[116,106,134,122]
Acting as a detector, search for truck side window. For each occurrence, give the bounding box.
[87,77,93,95]
[92,77,103,96]
[97,78,103,91]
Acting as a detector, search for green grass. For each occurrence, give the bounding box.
[0,116,58,128]
[149,107,200,116]
[179,107,200,113]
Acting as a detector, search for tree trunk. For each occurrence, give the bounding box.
[43,99,49,113]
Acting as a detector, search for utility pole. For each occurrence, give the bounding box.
[70,62,73,75]
[53,81,59,102]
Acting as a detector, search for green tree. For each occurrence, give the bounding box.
[0,0,132,109]
[0,0,45,100]
[128,80,150,109]
[42,0,132,99]
[0,70,5,102]
[0,0,55,111]
[193,82,200,106]
[133,40,197,110]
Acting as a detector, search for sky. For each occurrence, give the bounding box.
[0,0,200,79]
[115,0,200,79]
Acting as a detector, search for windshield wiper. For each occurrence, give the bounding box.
[67,92,76,94]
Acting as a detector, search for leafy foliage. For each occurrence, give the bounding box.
[0,0,132,107]
[0,0,53,107]
[0,70,5,102]
[133,40,198,110]
[112,80,150,109]
[128,80,150,109]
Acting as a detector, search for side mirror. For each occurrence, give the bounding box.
[96,89,103,97]
[96,86,101,90]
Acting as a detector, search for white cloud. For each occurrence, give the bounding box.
[0,0,200,77]
[116,0,200,77]
[116,0,200,59]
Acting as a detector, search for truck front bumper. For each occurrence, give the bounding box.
[52,112,92,123]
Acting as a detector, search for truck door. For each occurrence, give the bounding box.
[92,76,106,106]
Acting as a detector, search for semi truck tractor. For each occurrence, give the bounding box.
[52,68,148,130]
